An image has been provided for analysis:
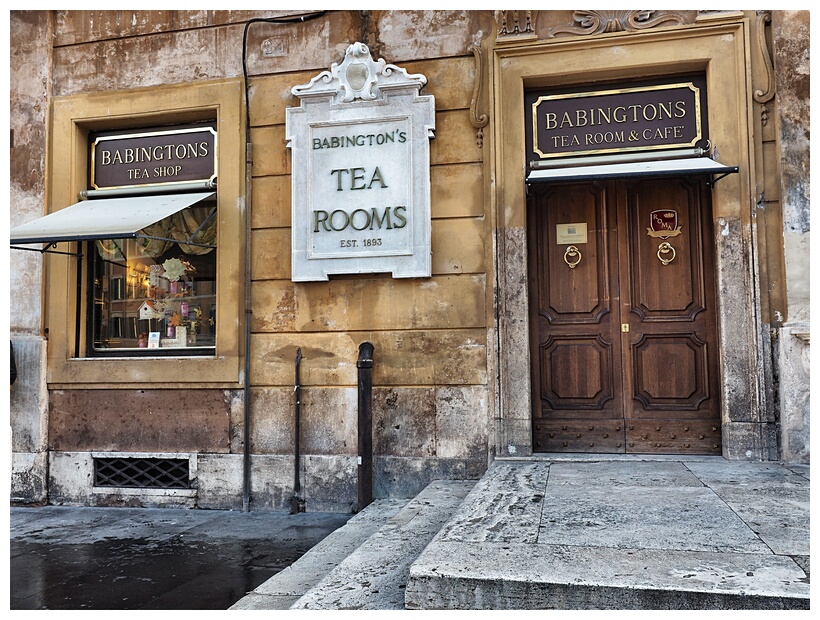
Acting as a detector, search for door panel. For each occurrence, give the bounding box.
[624,179,708,322]
[619,178,721,453]
[540,335,615,409]
[529,177,721,455]
[529,182,625,453]
[632,333,709,407]
[537,184,610,324]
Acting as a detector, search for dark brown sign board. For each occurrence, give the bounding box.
[526,75,708,165]
[91,125,217,190]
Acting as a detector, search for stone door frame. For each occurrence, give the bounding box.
[485,19,777,461]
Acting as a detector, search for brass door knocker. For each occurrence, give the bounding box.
[657,242,676,266]
[564,245,582,269]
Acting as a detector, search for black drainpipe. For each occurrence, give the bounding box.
[242,139,253,513]
[240,11,330,514]
[357,342,375,511]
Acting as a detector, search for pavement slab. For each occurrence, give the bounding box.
[406,458,810,610]
[538,485,771,553]
[433,460,549,544]
[11,506,352,610]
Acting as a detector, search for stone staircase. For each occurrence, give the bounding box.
[230,479,474,610]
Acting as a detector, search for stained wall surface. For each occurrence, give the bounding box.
[12,10,494,509]
[8,10,809,510]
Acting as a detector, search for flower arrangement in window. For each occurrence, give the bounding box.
[145,258,195,311]
[143,257,213,344]
[162,258,189,282]
[169,306,213,338]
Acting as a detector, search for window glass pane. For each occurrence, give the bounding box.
[90,204,216,353]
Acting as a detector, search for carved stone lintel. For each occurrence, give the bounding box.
[546,10,688,38]
[498,10,535,38]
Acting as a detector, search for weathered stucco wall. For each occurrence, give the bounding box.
[25,10,494,511]
[10,11,52,503]
[247,10,493,503]
[48,389,238,452]
[772,11,810,464]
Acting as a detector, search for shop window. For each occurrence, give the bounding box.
[88,199,217,355]
[13,80,244,385]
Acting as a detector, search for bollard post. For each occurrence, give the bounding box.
[290,348,304,514]
[357,342,374,511]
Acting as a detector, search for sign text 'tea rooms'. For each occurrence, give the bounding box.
[286,41,435,281]
[309,121,411,256]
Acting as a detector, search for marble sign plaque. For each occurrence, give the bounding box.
[286,42,435,281]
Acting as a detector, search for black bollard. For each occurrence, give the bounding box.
[357,342,374,511]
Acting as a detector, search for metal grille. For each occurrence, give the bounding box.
[94,457,190,489]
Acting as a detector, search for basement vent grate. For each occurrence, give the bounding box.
[94,457,190,489]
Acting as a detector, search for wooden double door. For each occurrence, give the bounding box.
[528,177,722,454]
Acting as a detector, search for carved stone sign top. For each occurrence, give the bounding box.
[292,42,429,104]
[286,42,435,281]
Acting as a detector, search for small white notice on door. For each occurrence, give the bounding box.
[556,223,588,244]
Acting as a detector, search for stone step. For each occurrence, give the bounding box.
[229,498,408,610]
[405,459,810,610]
[230,479,475,610]
[290,480,475,610]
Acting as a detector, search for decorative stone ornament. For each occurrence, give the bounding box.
[287,42,435,281]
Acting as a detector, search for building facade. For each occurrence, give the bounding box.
[9,10,810,511]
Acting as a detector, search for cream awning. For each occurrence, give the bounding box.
[10,192,215,245]
[526,157,738,184]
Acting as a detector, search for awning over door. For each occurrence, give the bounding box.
[526,157,738,184]
[9,192,215,245]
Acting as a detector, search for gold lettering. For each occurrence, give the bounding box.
[657,101,673,120]
[575,109,588,127]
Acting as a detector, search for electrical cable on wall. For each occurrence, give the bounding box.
[239,11,329,511]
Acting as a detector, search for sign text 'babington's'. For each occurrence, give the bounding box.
[527,81,704,161]
[91,126,217,190]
